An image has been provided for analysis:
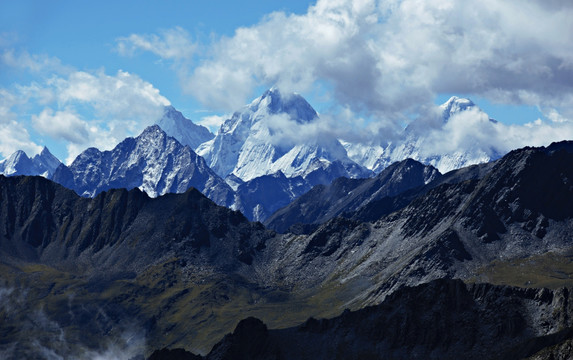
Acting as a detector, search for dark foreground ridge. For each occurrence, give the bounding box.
[2,141,573,358]
[0,174,270,271]
[148,279,573,360]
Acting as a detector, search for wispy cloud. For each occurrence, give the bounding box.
[116,26,196,62]
[1,49,71,74]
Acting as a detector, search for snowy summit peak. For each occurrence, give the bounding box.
[196,88,369,183]
[0,147,62,178]
[250,87,318,123]
[440,96,476,120]
[156,105,214,150]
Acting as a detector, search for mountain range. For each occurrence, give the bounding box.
[51,125,234,205]
[0,89,505,223]
[1,140,573,358]
[1,88,571,359]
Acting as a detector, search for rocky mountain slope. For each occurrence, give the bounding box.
[157,279,573,360]
[51,125,234,205]
[265,158,440,232]
[2,141,573,358]
[0,147,61,178]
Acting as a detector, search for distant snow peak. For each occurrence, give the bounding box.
[156,105,214,150]
[0,147,61,178]
[250,87,318,123]
[197,88,368,183]
[440,96,476,121]
[346,96,502,174]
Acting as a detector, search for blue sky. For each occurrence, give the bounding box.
[1,0,572,163]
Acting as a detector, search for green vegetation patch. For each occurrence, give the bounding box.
[472,252,573,289]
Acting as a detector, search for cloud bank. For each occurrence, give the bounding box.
[116,0,573,162]
[117,0,573,119]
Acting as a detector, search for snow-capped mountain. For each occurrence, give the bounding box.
[440,96,476,120]
[0,147,62,178]
[52,125,234,205]
[196,88,371,183]
[157,105,214,150]
[344,96,501,174]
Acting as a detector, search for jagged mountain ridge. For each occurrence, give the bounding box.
[44,122,350,222]
[265,156,500,233]
[0,174,269,272]
[51,125,234,206]
[0,147,61,178]
[0,93,506,224]
[265,158,440,233]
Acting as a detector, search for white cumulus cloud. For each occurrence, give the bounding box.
[32,108,90,144]
[0,121,42,158]
[122,0,573,123]
[1,65,171,162]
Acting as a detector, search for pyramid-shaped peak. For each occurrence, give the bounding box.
[140,124,166,137]
[157,105,214,150]
[33,146,62,176]
[1,150,34,176]
[10,149,29,159]
[37,146,59,161]
[252,88,318,123]
[441,96,476,115]
[162,105,182,117]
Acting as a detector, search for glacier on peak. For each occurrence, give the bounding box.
[440,96,476,121]
[196,88,370,183]
[344,96,502,174]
